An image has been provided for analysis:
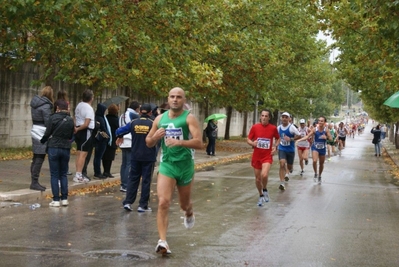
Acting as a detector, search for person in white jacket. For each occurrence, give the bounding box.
[118,101,140,192]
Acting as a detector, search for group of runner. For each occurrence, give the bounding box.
[246,111,368,206]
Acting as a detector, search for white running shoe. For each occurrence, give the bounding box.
[184,214,195,229]
[263,191,269,202]
[49,201,60,207]
[61,200,69,206]
[284,173,290,181]
[155,239,171,255]
[257,196,264,206]
[279,184,285,190]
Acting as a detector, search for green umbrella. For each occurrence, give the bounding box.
[205,113,227,123]
[383,91,399,108]
[102,95,129,107]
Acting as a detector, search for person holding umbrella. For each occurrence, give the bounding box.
[205,119,218,156]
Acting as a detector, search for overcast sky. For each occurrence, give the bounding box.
[317,31,340,63]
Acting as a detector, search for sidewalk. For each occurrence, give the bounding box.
[0,141,252,203]
[2,135,398,203]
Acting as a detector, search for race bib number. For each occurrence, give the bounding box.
[257,138,270,149]
[165,128,183,141]
[314,142,325,149]
[280,139,290,146]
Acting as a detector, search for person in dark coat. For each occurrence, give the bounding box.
[30,85,54,191]
[93,103,111,179]
[40,100,74,207]
[205,119,218,156]
[116,103,157,212]
[371,124,382,157]
[102,104,119,178]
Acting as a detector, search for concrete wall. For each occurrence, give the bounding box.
[0,62,253,148]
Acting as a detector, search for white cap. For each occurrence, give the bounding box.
[282,112,290,117]
[299,119,305,124]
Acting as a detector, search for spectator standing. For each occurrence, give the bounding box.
[371,125,382,157]
[54,89,72,175]
[102,104,119,178]
[205,119,218,156]
[29,85,54,191]
[116,104,156,212]
[93,103,111,179]
[73,89,95,183]
[118,101,140,192]
[41,100,74,207]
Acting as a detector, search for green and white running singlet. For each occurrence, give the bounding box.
[158,110,195,185]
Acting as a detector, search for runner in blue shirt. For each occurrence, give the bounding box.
[297,116,332,184]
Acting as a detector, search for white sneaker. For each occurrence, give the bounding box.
[184,214,195,229]
[284,173,289,181]
[49,201,60,207]
[73,176,89,183]
[61,200,69,206]
[73,176,82,183]
[137,206,152,212]
[257,196,264,206]
[155,239,171,255]
[263,191,269,202]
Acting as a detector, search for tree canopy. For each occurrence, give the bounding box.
[317,0,399,122]
[1,0,339,123]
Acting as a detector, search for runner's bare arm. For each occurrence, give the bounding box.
[296,128,314,143]
[146,115,164,148]
[326,129,333,141]
[183,114,203,149]
[247,138,257,147]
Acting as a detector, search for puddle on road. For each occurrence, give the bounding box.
[0,246,156,261]
[83,250,156,261]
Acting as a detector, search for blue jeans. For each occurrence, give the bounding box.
[120,148,131,189]
[123,160,155,208]
[48,147,70,201]
[374,142,381,155]
[93,141,107,175]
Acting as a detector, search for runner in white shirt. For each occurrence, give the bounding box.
[296,119,311,176]
[336,122,348,156]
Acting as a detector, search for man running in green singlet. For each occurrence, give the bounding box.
[146,87,203,255]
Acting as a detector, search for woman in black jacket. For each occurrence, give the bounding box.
[102,104,119,178]
[41,100,74,207]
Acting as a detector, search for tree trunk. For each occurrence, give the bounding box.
[395,122,399,149]
[272,109,279,125]
[389,123,394,144]
[202,100,209,143]
[224,106,233,140]
[242,111,248,138]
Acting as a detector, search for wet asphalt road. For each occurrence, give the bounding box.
[1,127,399,266]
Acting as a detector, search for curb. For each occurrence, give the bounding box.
[0,153,252,203]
